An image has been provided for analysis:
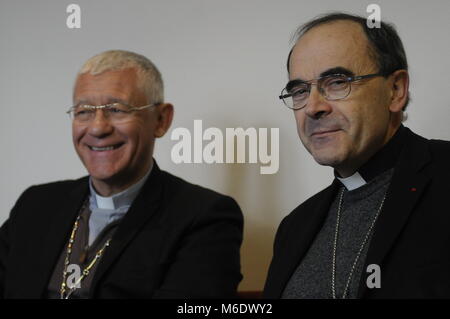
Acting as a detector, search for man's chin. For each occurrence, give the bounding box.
[311,150,345,168]
[87,168,120,184]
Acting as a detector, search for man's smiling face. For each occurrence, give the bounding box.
[72,67,157,193]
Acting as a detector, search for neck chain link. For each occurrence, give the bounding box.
[60,199,112,299]
[331,187,386,299]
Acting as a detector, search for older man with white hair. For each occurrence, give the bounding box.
[0,50,243,299]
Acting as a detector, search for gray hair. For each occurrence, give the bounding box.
[78,50,164,103]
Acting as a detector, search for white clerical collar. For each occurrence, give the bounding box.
[95,193,115,210]
[90,162,153,209]
[337,171,367,191]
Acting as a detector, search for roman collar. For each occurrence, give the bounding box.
[336,125,407,191]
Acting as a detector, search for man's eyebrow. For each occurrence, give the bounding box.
[73,99,88,106]
[319,67,354,78]
[285,79,306,92]
[107,97,128,105]
[73,97,128,106]
[286,67,355,91]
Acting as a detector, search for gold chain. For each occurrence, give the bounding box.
[60,200,112,299]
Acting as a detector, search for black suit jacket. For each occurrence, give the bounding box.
[264,128,450,298]
[0,163,243,298]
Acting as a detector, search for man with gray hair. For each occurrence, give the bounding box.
[264,13,450,298]
[0,50,243,299]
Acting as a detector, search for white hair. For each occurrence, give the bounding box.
[78,50,164,103]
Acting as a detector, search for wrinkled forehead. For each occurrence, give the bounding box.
[73,68,145,104]
[289,20,377,81]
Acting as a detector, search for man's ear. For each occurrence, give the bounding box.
[154,103,174,138]
[389,69,409,113]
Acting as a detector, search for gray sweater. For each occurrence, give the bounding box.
[282,168,394,299]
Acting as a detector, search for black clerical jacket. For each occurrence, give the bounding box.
[0,162,243,298]
[264,127,450,298]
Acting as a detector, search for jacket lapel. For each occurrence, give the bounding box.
[89,163,164,296]
[358,131,432,298]
[268,180,339,297]
[28,177,89,298]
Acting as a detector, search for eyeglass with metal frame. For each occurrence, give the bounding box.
[66,102,160,123]
[279,73,383,110]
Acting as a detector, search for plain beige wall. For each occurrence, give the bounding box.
[1,0,449,291]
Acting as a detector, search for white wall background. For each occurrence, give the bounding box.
[1,0,449,291]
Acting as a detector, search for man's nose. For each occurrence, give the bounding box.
[304,86,332,119]
[87,110,114,137]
